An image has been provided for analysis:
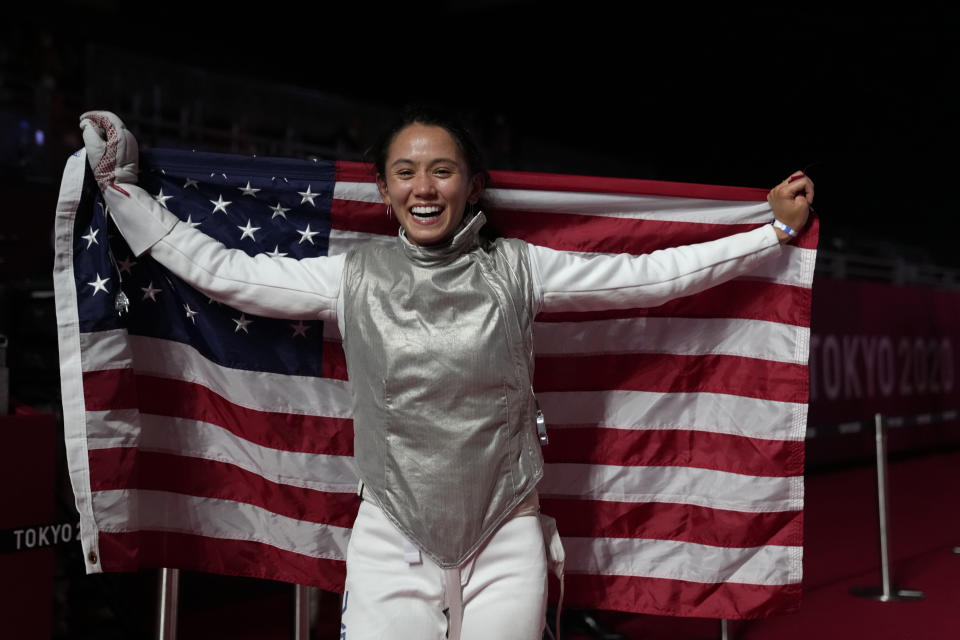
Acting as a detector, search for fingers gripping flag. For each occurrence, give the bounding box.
[54,148,817,619]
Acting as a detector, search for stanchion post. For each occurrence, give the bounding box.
[294,584,311,640]
[156,567,180,640]
[719,618,730,640]
[850,414,924,602]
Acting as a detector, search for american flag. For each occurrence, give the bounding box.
[55,147,817,619]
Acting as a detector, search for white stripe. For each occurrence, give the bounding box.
[335,181,774,224]
[327,228,394,257]
[563,536,801,585]
[535,316,808,364]
[539,463,802,513]
[748,245,816,288]
[333,181,382,204]
[53,149,104,571]
[93,489,351,561]
[85,411,359,492]
[538,390,805,442]
[81,332,353,417]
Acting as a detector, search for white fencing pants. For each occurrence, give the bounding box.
[340,500,547,640]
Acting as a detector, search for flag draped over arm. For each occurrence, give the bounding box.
[54,148,817,619]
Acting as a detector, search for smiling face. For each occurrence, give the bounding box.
[376,123,484,246]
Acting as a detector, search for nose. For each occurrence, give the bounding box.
[412,172,436,197]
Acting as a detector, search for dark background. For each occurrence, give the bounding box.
[5,2,959,265]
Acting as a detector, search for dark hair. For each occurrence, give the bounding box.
[371,105,489,187]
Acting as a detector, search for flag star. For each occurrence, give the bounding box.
[207,297,221,305]
[237,219,261,241]
[291,320,310,338]
[81,226,99,248]
[266,245,288,258]
[239,181,261,197]
[270,203,290,220]
[298,185,320,207]
[184,215,201,229]
[141,281,161,301]
[154,188,173,208]
[210,194,232,214]
[184,304,199,324]
[87,273,110,295]
[117,256,137,274]
[184,177,199,189]
[233,313,252,333]
[297,223,320,245]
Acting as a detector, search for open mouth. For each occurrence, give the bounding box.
[410,205,443,221]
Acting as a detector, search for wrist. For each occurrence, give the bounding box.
[771,219,797,243]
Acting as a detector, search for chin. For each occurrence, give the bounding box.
[403,217,458,246]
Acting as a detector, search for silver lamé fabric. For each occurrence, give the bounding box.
[341,213,543,568]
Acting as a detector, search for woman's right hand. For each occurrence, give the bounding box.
[79,111,140,191]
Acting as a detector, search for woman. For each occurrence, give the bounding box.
[79,108,812,640]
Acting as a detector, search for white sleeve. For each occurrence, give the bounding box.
[103,183,343,322]
[528,225,781,313]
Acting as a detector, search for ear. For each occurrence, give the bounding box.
[467,172,486,205]
[376,175,391,206]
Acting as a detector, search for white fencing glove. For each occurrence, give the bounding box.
[79,110,139,191]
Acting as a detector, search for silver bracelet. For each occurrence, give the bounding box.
[771,219,798,238]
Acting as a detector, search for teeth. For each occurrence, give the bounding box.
[411,206,442,216]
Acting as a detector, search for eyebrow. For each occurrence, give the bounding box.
[390,157,461,167]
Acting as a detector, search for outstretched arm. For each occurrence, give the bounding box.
[80,111,343,322]
[530,224,782,313]
[530,170,813,313]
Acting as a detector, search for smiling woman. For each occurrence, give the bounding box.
[77,107,812,640]
[372,108,490,247]
[375,122,485,246]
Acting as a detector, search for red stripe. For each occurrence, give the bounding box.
[98,530,347,594]
[534,353,807,403]
[561,573,801,619]
[83,371,354,455]
[537,279,812,326]
[543,427,803,477]
[335,160,771,201]
[89,449,361,528]
[335,160,377,184]
[330,197,399,236]
[541,498,802,548]
[321,339,348,380]
[83,368,139,410]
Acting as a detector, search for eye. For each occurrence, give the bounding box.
[434,167,452,177]
[395,168,414,178]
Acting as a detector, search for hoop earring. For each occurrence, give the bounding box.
[386,204,392,219]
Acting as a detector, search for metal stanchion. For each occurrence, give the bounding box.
[849,414,924,602]
[294,584,311,640]
[156,567,180,640]
[719,618,730,640]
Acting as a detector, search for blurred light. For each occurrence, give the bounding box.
[35,129,45,146]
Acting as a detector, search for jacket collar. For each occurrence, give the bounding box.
[398,212,487,267]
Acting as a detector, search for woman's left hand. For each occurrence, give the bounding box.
[767,170,814,243]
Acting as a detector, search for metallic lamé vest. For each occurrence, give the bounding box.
[341,213,543,568]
